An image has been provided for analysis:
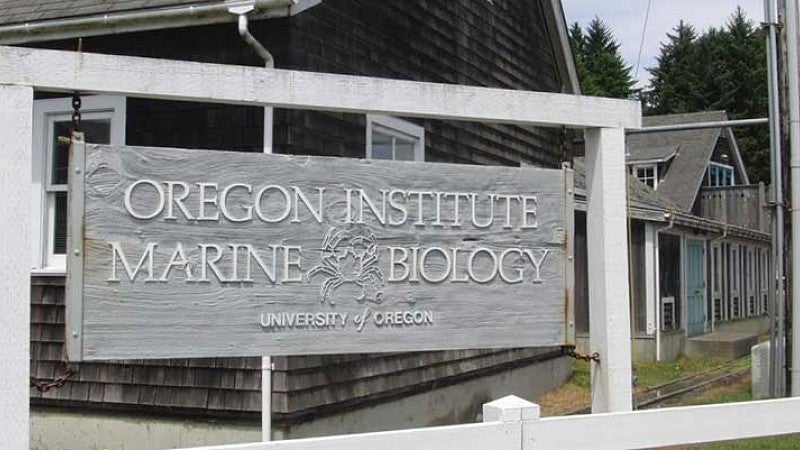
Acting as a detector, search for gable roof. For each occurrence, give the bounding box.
[626,110,728,211]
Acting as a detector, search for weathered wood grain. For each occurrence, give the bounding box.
[69,144,573,360]
[0,45,641,129]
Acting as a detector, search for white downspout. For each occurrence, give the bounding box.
[235,12,274,153]
[229,3,291,441]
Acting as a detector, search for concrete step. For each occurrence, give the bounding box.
[685,332,759,360]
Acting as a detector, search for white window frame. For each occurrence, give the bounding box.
[31,95,126,274]
[707,161,735,187]
[633,163,658,190]
[366,114,425,162]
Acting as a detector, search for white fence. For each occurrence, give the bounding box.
[182,395,800,450]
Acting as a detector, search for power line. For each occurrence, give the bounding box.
[634,0,653,85]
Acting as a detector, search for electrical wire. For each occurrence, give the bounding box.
[634,0,653,85]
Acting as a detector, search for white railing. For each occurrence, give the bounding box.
[180,395,800,450]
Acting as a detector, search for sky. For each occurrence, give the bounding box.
[563,0,764,88]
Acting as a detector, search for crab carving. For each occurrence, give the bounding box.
[307,227,385,304]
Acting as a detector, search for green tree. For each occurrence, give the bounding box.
[569,18,635,99]
[646,21,699,114]
[645,8,769,182]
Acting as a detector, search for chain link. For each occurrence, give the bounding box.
[71,91,82,132]
[30,361,75,392]
[564,346,601,363]
[32,40,82,394]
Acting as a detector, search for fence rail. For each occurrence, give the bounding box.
[180,395,800,450]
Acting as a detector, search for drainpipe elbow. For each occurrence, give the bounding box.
[234,11,273,67]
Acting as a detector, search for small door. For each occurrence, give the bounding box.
[710,242,725,325]
[686,238,706,336]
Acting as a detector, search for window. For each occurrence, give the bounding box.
[366,115,424,161]
[707,162,734,187]
[634,164,658,189]
[32,95,125,273]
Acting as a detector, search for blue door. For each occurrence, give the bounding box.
[685,238,706,336]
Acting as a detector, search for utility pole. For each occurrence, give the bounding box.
[765,0,786,398]
[781,0,800,397]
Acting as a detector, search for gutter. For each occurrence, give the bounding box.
[0,0,300,45]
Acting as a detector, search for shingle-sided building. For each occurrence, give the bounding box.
[574,111,770,362]
[0,1,583,448]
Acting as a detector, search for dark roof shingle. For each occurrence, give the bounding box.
[0,0,213,26]
[626,110,728,211]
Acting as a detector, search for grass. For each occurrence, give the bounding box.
[634,355,735,391]
[660,374,800,449]
[539,354,800,448]
[537,354,737,416]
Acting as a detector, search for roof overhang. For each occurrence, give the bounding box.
[0,0,318,45]
[540,0,580,95]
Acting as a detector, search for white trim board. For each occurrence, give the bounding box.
[0,46,640,129]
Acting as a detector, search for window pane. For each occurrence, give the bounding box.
[52,121,71,185]
[51,119,112,185]
[53,192,67,254]
[394,137,416,161]
[371,130,393,159]
[83,119,112,145]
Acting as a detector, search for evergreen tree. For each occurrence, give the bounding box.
[644,8,769,182]
[646,21,699,113]
[569,18,635,99]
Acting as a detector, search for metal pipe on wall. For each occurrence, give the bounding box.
[0,0,297,45]
[765,0,786,398]
[626,118,769,134]
[228,2,282,440]
[784,0,800,397]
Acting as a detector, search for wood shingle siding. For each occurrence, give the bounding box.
[31,274,559,417]
[27,0,572,420]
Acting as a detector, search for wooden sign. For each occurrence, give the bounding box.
[66,143,574,360]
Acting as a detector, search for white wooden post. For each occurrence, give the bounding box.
[0,84,33,449]
[584,127,633,413]
[482,395,540,423]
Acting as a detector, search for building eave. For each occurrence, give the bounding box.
[0,0,317,46]
[541,0,580,95]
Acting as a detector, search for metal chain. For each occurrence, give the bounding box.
[30,361,76,392]
[31,40,82,394]
[564,346,601,363]
[71,91,82,133]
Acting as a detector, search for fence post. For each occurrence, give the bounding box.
[483,396,540,450]
[584,127,634,413]
[483,395,541,423]
[0,83,34,450]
